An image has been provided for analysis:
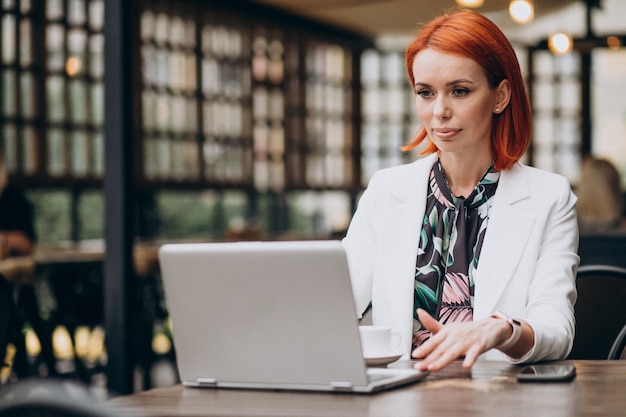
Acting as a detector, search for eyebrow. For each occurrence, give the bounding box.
[414,79,475,89]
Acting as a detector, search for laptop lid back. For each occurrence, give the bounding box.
[159,240,370,390]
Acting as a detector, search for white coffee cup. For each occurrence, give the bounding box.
[358,325,402,358]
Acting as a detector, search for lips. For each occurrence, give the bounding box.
[432,128,461,139]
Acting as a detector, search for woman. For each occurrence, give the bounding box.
[342,10,578,372]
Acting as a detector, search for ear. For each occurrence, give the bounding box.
[493,79,511,114]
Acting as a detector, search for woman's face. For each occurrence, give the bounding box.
[411,48,508,159]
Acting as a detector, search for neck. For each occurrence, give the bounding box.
[438,153,493,198]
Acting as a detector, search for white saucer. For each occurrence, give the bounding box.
[364,352,403,367]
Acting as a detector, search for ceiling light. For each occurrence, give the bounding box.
[509,0,534,24]
[607,36,621,50]
[455,0,484,8]
[548,32,573,55]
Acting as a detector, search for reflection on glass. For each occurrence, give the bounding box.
[46,25,65,70]
[68,0,86,25]
[46,75,65,121]
[90,82,104,124]
[154,13,169,45]
[46,0,64,20]
[20,72,34,118]
[156,137,171,178]
[20,19,31,66]
[534,51,554,77]
[253,86,268,119]
[155,94,170,130]
[22,126,37,174]
[169,50,185,91]
[143,137,156,179]
[170,95,186,133]
[186,97,197,133]
[3,125,17,173]
[20,0,31,13]
[203,140,219,179]
[184,52,196,91]
[92,132,104,176]
[170,17,184,46]
[88,0,104,31]
[68,28,86,59]
[202,102,212,135]
[252,36,268,82]
[140,11,153,41]
[2,14,15,64]
[71,131,88,176]
[47,129,65,176]
[267,39,284,84]
[142,91,155,129]
[3,70,16,116]
[89,34,104,78]
[69,79,87,123]
[202,57,218,95]
[155,49,169,87]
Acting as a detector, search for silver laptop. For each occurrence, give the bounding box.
[158,240,426,393]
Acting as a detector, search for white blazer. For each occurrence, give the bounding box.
[343,153,579,363]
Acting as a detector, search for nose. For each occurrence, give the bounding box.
[433,96,451,119]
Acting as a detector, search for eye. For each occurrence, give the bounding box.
[452,88,469,97]
[415,89,434,98]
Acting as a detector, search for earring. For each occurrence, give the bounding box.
[495,107,501,114]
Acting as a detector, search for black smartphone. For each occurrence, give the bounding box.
[516,362,576,382]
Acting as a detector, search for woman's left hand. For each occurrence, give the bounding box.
[411,308,511,372]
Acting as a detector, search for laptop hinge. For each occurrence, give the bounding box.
[196,378,218,386]
[330,381,354,391]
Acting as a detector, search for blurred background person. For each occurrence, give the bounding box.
[0,155,36,259]
[576,156,625,234]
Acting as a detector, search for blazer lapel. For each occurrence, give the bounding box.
[473,164,536,319]
[379,155,436,337]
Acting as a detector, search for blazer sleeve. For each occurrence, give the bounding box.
[341,172,384,318]
[521,175,579,363]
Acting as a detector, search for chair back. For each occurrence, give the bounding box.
[0,274,19,380]
[568,265,626,359]
[608,323,626,360]
[0,378,127,417]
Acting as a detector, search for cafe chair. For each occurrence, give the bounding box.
[608,323,626,360]
[0,273,25,383]
[0,378,129,417]
[568,264,626,360]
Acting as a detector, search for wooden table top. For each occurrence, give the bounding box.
[106,360,626,417]
[0,241,164,283]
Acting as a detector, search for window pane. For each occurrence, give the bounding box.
[22,126,37,174]
[19,18,31,66]
[46,25,65,71]
[68,0,86,26]
[46,75,66,121]
[2,124,17,172]
[88,0,104,31]
[27,190,72,243]
[2,14,16,64]
[90,82,104,124]
[2,70,16,116]
[47,129,66,176]
[20,72,35,118]
[68,79,87,123]
[78,190,103,239]
[71,131,88,176]
[46,0,64,20]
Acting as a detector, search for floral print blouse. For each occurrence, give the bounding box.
[413,160,500,348]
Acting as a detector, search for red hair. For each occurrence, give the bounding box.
[403,10,532,171]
